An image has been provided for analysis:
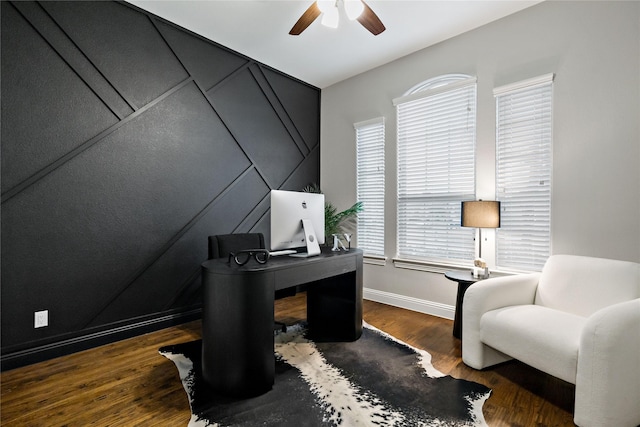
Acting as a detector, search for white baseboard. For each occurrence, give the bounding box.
[363,288,455,320]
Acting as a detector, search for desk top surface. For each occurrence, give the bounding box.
[202,248,363,275]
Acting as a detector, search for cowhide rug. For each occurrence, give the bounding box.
[159,322,491,426]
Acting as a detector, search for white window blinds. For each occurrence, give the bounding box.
[356,117,385,256]
[495,74,553,271]
[395,76,477,262]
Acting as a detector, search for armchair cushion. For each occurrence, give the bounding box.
[481,305,585,383]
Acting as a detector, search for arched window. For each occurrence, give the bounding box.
[406,73,474,94]
[393,74,477,263]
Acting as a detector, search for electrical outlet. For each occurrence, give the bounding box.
[34,310,48,328]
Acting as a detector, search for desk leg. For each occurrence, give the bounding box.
[201,270,274,397]
[307,267,363,342]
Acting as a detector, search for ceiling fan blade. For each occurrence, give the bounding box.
[357,1,386,35]
[289,2,321,35]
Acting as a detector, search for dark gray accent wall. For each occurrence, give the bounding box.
[1,0,320,369]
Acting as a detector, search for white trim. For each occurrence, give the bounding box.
[392,257,470,274]
[364,255,387,266]
[493,73,554,96]
[393,76,477,106]
[404,73,473,95]
[363,288,455,320]
[353,116,384,129]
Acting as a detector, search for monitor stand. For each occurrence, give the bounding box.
[289,218,321,258]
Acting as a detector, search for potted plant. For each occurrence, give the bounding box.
[303,184,363,243]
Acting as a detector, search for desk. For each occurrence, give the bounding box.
[201,248,363,397]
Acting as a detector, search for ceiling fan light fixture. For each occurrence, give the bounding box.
[289,0,385,36]
[321,5,339,29]
[316,0,334,13]
[344,0,364,20]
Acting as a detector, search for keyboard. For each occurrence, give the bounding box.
[269,249,297,256]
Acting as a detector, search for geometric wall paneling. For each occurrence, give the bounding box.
[1,81,249,351]
[207,65,306,189]
[91,84,263,323]
[1,0,319,370]
[279,143,321,193]
[234,183,272,229]
[263,67,320,153]
[240,197,272,238]
[155,19,250,92]
[0,2,120,195]
[163,167,273,309]
[12,1,135,121]
[198,166,271,237]
[250,66,311,157]
[86,167,271,327]
[41,1,189,110]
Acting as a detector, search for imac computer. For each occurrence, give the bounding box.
[270,189,325,257]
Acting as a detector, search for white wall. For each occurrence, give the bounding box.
[320,1,640,316]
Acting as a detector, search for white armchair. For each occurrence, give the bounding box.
[462,254,640,427]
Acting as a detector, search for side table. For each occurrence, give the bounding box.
[444,270,483,339]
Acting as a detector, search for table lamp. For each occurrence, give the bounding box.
[461,200,501,259]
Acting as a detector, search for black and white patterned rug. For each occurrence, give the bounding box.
[159,322,491,426]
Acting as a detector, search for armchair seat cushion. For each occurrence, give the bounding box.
[481,305,585,384]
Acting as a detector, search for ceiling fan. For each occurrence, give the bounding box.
[289,0,386,36]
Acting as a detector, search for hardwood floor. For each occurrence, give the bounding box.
[1,293,576,426]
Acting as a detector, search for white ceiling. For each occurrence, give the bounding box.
[127,0,542,88]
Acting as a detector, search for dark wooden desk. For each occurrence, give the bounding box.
[201,248,363,397]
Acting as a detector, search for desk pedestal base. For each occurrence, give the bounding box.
[201,273,275,397]
[307,271,362,342]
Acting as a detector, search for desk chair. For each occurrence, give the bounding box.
[208,233,293,332]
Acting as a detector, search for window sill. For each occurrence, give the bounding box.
[364,255,387,266]
[392,257,471,274]
[392,257,526,276]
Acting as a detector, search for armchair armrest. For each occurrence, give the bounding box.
[462,273,540,369]
[574,298,640,427]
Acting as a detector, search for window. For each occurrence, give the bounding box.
[356,117,385,257]
[495,74,554,271]
[394,75,477,263]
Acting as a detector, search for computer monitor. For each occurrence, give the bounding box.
[270,189,325,257]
